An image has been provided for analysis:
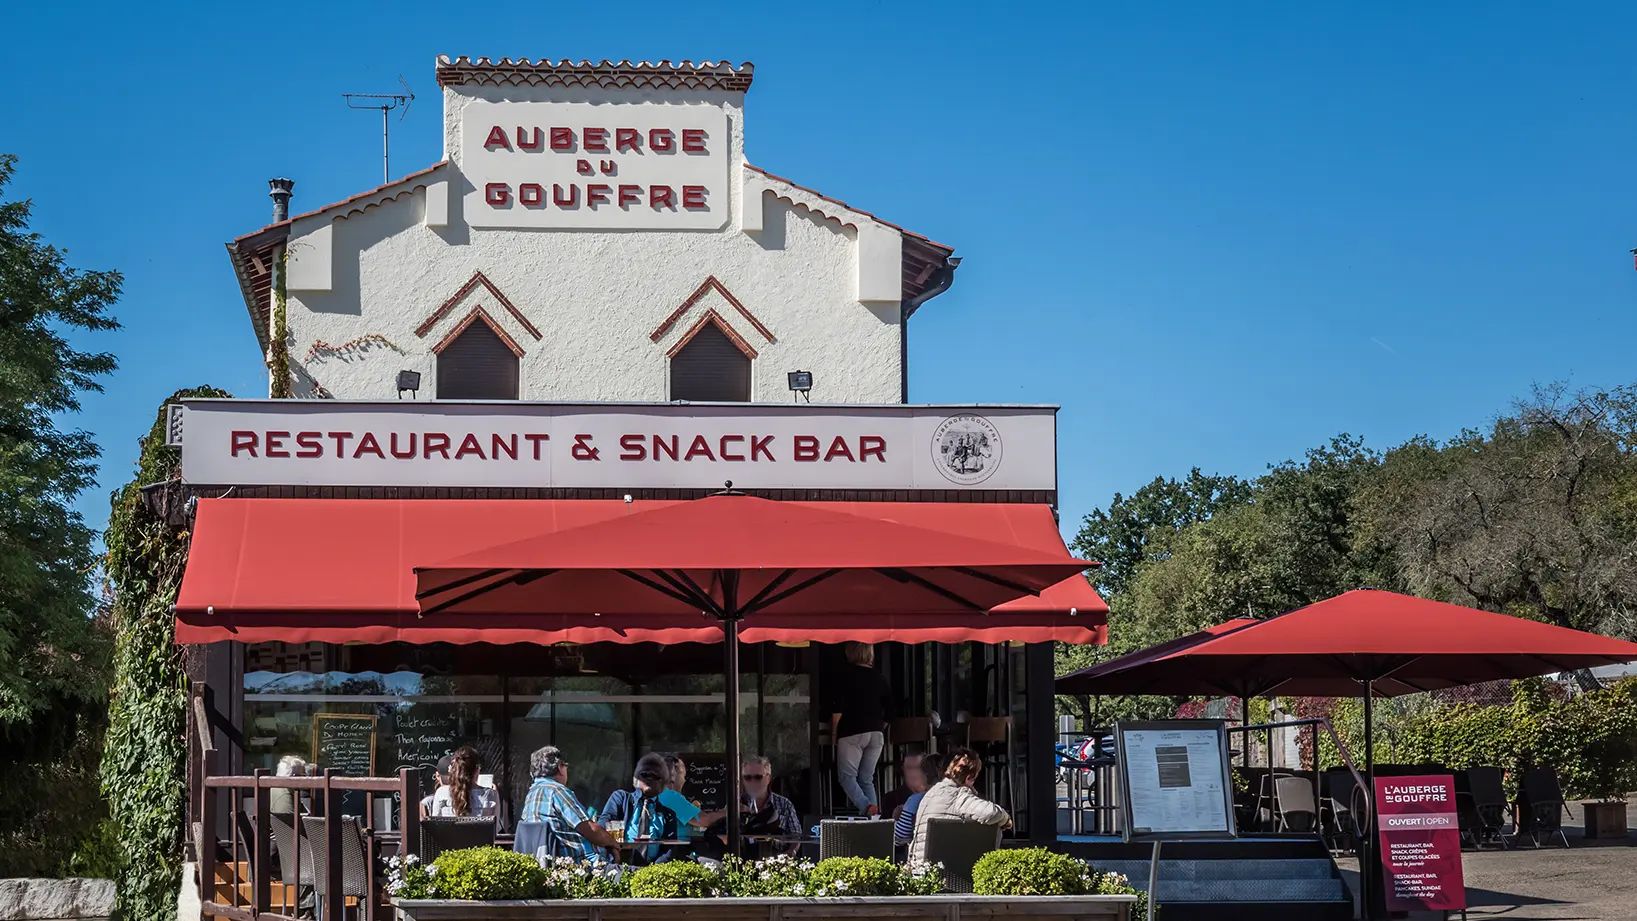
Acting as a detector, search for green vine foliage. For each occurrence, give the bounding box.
[102,387,229,921]
[268,248,290,398]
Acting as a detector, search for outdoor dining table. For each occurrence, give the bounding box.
[609,838,694,865]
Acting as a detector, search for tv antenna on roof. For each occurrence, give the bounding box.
[343,75,414,185]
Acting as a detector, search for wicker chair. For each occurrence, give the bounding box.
[300,816,372,917]
[819,819,894,861]
[420,816,497,861]
[268,812,316,915]
[921,819,1001,894]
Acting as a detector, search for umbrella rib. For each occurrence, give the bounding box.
[740,569,799,613]
[951,566,1045,597]
[617,569,714,612]
[419,569,552,617]
[744,568,843,614]
[672,570,728,618]
[414,568,509,600]
[875,568,988,612]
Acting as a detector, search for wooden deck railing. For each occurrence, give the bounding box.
[196,761,421,921]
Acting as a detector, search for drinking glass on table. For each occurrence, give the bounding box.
[608,819,625,842]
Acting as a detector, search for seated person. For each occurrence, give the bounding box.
[429,746,499,819]
[881,753,926,821]
[418,754,454,820]
[740,755,802,855]
[908,747,1010,863]
[659,753,726,835]
[892,751,945,845]
[600,753,681,865]
[518,745,618,862]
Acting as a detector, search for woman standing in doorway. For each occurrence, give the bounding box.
[830,642,892,816]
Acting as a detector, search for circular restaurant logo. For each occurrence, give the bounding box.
[932,414,1003,485]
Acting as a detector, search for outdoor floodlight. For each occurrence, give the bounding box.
[787,370,813,402]
[397,370,422,399]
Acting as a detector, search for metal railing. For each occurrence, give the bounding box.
[1226,716,1372,842]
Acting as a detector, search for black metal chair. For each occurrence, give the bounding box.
[1460,767,1511,849]
[300,816,373,919]
[420,816,497,861]
[1520,767,1570,848]
[819,819,894,860]
[1274,776,1319,833]
[1319,768,1361,851]
[512,820,554,863]
[921,819,1001,894]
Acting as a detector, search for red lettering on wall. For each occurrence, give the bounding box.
[618,184,642,208]
[583,127,609,152]
[824,437,856,462]
[859,436,886,463]
[354,432,386,459]
[653,434,679,461]
[455,433,486,459]
[794,435,820,461]
[553,184,579,207]
[650,185,675,209]
[524,433,550,460]
[423,433,451,459]
[329,432,354,457]
[516,127,543,150]
[720,435,746,461]
[577,159,594,175]
[587,184,611,207]
[550,127,574,151]
[231,431,259,457]
[684,435,716,462]
[296,431,323,458]
[484,125,511,150]
[681,129,707,153]
[518,183,545,207]
[682,185,707,209]
[390,433,417,459]
[492,434,518,460]
[615,128,641,151]
[649,129,674,152]
[751,435,775,461]
[486,183,511,206]
[620,434,647,461]
[264,430,291,458]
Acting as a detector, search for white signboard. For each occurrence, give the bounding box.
[461,101,730,230]
[1115,720,1236,840]
[174,401,1056,491]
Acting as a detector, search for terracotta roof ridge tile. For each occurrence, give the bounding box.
[231,161,449,244]
[744,163,954,253]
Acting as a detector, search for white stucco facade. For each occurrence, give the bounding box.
[237,58,954,406]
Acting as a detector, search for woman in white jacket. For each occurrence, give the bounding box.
[908,747,1010,863]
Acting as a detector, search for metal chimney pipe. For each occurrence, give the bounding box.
[268,178,294,222]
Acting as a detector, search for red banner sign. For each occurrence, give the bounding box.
[1374,774,1467,912]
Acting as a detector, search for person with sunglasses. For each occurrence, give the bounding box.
[740,755,802,855]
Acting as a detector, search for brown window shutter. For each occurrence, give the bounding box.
[670,324,751,401]
[436,323,520,399]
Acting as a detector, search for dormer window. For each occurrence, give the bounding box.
[669,319,752,402]
[435,309,522,400]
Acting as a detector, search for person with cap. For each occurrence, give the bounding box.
[600,753,682,865]
[419,753,455,820]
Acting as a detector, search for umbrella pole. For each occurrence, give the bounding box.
[1362,681,1377,920]
[724,609,744,857]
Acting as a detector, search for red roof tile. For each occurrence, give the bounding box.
[436,56,753,91]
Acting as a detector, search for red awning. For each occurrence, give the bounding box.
[176,498,1107,646]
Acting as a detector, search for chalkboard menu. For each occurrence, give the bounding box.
[313,713,377,818]
[680,752,728,811]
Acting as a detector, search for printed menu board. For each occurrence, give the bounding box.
[1374,775,1467,912]
[1114,720,1235,841]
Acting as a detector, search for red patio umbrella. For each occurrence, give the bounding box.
[413,494,1095,851]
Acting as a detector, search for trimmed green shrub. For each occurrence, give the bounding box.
[808,857,903,897]
[627,860,722,899]
[973,847,1095,895]
[430,847,545,900]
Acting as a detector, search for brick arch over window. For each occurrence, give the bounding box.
[668,311,754,402]
[434,306,523,400]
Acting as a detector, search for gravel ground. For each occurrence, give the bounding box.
[1336,798,1637,920]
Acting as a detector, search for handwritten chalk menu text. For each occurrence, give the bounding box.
[680,753,727,812]
[394,710,457,797]
[312,713,377,818]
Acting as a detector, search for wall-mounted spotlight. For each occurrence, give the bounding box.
[397,370,422,399]
[787,370,813,403]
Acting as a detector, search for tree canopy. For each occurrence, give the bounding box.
[0,152,120,873]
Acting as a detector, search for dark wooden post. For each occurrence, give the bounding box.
[323,769,343,921]
[197,749,217,915]
[251,769,271,914]
[399,768,421,859]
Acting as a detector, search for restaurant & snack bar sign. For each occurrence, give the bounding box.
[171,401,1056,491]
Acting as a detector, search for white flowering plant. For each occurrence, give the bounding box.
[538,856,631,900]
[718,854,818,896]
[385,853,439,900]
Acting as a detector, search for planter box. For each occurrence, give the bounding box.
[396,895,1136,921]
[1582,800,1629,840]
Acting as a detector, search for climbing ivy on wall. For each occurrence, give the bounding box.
[101,386,229,921]
[268,249,291,398]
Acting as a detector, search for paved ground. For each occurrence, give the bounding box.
[1336,799,1637,920]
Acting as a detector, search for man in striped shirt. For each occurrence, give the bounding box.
[519,745,619,863]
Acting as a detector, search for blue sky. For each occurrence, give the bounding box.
[8,2,1637,539]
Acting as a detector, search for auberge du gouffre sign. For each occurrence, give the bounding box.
[171,401,1057,491]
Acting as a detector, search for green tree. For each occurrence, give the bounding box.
[1071,468,1252,598]
[0,153,120,875]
